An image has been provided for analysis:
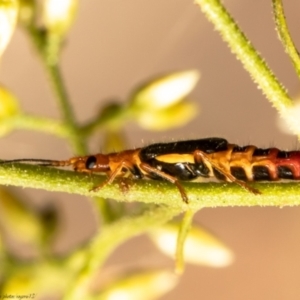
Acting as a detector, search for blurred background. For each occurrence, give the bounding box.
[1,0,300,299]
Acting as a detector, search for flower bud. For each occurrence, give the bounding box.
[99,270,178,300]
[136,100,197,131]
[277,98,300,136]
[130,70,200,110]
[0,0,19,58]
[18,0,34,25]
[0,188,42,245]
[0,85,19,117]
[130,70,200,130]
[149,222,234,268]
[42,0,78,38]
[0,85,20,135]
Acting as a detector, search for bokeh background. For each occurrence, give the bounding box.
[1,0,300,299]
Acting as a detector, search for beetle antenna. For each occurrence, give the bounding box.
[0,159,70,167]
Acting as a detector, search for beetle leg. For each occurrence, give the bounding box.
[90,160,132,192]
[194,150,261,195]
[140,163,189,203]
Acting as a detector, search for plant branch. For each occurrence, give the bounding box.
[175,209,195,274]
[64,205,182,300]
[194,0,300,137]
[25,26,86,154]
[272,0,300,80]
[41,57,87,154]
[0,164,300,209]
[6,113,69,138]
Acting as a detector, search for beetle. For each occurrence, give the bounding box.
[1,138,300,203]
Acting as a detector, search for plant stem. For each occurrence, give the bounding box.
[0,164,300,209]
[46,63,85,152]
[272,0,300,80]
[175,209,195,274]
[26,26,86,154]
[6,113,69,138]
[194,0,300,137]
[64,205,182,300]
